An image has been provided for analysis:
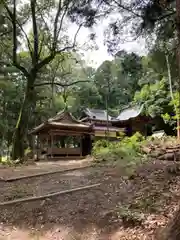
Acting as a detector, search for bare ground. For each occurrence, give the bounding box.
[0,158,92,180]
[0,159,180,239]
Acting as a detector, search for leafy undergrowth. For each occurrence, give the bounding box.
[90,136,180,238]
[92,132,147,177]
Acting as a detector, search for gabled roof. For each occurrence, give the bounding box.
[117,105,144,121]
[49,110,82,124]
[30,110,91,134]
[83,108,113,121]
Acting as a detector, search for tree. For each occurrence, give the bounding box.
[1,0,88,160]
[0,69,25,158]
[134,78,172,118]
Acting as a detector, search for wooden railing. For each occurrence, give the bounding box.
[47,147,81,156]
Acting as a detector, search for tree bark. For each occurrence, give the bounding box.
[12,78,35,160]
[157,2,180,237]
[176,0,180,139]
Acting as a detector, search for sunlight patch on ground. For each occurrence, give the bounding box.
[0,224,102,240]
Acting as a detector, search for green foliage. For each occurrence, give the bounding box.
[92,133,145,168]
[161,92,180,128]
[0,156,17,166]
[94,52,142,109]
[134,78,172,118]
[117,206,144,226]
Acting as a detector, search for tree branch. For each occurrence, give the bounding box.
[111,0,142,18]
[53,0,62,50]
[3,1,30,78]
[38,33,45,59]
[34,80,89,88]
[156,11,175,21]
[36,23,83,71]
[3,2,32,57]
[31,0,39,65]
[36,3,52,54]
[108,0,175,22]
[56,2,70,43]
[16,21,33,59]
[12,0,17,64]
[56,23,83,54]
[0,30,12,37]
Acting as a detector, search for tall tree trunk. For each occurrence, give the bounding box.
[157,1,180,239]
[12,78,35,160]
[165,54,179,137]
[176,0,180,139]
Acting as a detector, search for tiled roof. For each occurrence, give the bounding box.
[49,110,81,123]
[30,110,91,134]
[117,105,144,121]
[84,108,113,121]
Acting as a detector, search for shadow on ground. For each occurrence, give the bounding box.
[1,160,180,239]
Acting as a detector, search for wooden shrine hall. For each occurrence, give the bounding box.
[30,105,152,160]
[30,111,93,160]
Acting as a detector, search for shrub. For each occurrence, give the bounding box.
[117,206,144,227]
[92,139,109,155]
[0,156,16,166]
[92,132,146,168]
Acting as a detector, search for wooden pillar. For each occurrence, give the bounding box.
[51,133,53,158]
[80,135,82,157]
[39,135,42,154]
[37,134,39,161]
[32,135,35,160]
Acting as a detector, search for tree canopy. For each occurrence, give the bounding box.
[1,0,180,159]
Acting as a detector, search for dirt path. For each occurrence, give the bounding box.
[0,167,101,202]
[1,160,180,239]
[0,158,92,180]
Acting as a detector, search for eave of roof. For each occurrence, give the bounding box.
[93,125,124,132]
[29,121,92,134]
[83,108,114,121]
[29,110,92,135]
[116,105,144,121]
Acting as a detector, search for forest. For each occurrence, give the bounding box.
[1,47,179,157]
[1,0,180,239]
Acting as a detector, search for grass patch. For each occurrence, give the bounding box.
[0,156,17,166]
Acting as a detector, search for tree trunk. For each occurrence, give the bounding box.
[176,0,180,139]
[177,117,180,139]
[12,78,35,160]
[157,3,180,239]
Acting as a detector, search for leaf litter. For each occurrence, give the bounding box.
[0,159,180,239]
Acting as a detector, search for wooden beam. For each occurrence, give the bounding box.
[0,165,92,182]
[0,183,101,206]
[49,130,91,136]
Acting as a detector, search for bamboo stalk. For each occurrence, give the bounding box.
[0,183,101,206]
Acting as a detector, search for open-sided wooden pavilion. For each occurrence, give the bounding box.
[30,110,93,160]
